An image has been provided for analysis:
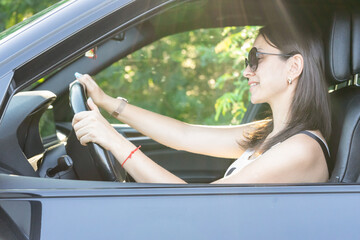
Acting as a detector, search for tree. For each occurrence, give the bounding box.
[96,26,259,125]
[0,0,61,32]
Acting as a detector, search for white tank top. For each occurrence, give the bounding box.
[223,149,259,177]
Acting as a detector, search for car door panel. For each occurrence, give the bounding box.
[1,174,360,239]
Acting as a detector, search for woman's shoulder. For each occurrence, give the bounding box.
[253,129,327,172]
[279,130,326,157]
[299,130,327,145]
[215,130,329,183]
[276,130,329,178]
[261,131,328,181]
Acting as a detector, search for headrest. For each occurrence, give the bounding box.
[326,11,352,85]
[352,12,360,75]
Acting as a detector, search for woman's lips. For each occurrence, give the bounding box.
[248,81,259,87]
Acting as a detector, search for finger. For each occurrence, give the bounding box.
[72,117,89,132]
[72,111,93,127]
[87,97,100,112]
[81,74,95,86]
[72,111,87,126]
[75,72,83,79]
[74,72,87,91]
[72,113,82,126]
[73,113,99,132]
[79,133,93,146]
[77,74,100,97]
[75,126,95,143]
[75,73,89,87]
[77,77,88,91]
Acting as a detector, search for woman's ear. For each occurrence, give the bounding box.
[287,54,304,80]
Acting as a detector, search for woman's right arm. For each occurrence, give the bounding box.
[77,74,252,159]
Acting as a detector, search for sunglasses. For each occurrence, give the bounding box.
[245,47,293,72]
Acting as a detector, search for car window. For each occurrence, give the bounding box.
[95,26,259,125]
[0,0,69,40]
[39,105,60,146]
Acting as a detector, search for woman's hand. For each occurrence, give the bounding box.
[72,98,119,151]
[75,73,107,107]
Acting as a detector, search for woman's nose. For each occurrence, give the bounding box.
[243,65,255,78]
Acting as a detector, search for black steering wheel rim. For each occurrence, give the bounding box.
[69,80,125,182]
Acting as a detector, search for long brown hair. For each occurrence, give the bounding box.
[241,21,331,153]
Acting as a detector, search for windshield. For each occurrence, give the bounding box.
[0,0,71,41]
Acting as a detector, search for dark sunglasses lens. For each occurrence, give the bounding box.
[248,47,258,71]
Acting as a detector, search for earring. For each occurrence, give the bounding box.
[288,77,292,85]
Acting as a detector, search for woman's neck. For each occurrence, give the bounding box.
[267,83,296,137]
[269,100,291,137]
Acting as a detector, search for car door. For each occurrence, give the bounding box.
[1,0,360,239]
[1,174,360,239]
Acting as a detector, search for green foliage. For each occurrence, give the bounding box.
[39,106,56,138]
[96,26,260,125]
[213,26,260,124]
[0,0,60,32]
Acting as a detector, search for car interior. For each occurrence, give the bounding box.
[327,10,360,183]
[0,0,359,185]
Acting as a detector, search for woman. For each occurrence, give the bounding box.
[72,23,331,184]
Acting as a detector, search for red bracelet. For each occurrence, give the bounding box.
[121,145,141,167]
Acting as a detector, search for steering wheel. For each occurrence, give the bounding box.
[69,80,125,181]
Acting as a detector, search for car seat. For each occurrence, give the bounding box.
[327,10,360,183]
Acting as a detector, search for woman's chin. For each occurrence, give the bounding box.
[250,96,259,104]
[250,96,265,105]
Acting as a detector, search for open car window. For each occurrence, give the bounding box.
[95,27,260,126]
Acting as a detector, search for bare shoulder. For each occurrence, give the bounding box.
[281,131,325,161]
[263,131,329,181]
[213,130,329,184]
[270,131,328,171]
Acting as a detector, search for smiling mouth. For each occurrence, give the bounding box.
[249,82,259,87]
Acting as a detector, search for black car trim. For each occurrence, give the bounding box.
[0,71,14,124]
